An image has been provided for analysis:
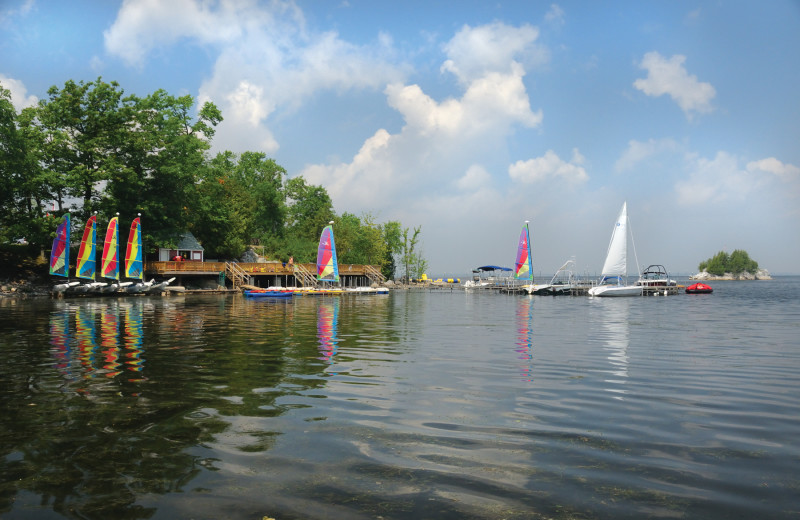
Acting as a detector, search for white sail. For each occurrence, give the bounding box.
[600,202,627,277]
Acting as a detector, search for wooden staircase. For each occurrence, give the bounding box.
[293,263,318,288]
[225,262,249,289]
[364,265,386,286]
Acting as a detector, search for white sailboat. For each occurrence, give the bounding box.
[588,202,642,297]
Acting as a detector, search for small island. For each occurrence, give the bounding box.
[691,249,772,280]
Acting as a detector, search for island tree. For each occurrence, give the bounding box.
[698,249,759,276]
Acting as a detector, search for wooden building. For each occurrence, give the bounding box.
[158,231,204,262]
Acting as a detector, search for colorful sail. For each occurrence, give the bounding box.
[49,213,70,277]
[316,224,339,282]
[514,221,532,280]
[124,217,143,280]
[76,215,97,280]
[101,217,119,281]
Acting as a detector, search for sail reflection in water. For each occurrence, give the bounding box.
[600,299,630,399]
[514,296,534,382]
[100,304,122,377]
[317,299,339,364]
[49,305,72,379]
[47,301,147,386]
[75,304,99,376]
[122,302,145,378]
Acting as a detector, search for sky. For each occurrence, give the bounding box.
[2,0,799,277]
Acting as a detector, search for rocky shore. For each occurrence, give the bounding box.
[690,269,772,281]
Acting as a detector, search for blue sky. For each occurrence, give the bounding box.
[2,0,799,276]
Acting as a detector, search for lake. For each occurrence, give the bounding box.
[1,278,799,519]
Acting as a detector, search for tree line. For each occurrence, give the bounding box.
[0,78,428,280]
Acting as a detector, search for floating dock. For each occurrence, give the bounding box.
[500,285,684,296]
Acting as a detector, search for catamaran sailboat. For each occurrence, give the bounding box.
[588,202,642,297]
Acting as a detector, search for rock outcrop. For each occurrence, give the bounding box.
[690,269,772,280]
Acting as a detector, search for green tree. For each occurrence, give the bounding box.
[285,176,334,243]
[106,89,222,251]
[0,85,55,247]
[698,250,759,275]
[233,151,286,241]
[380,220,403,280]
[399,225,425,282]
[33,78,127,223]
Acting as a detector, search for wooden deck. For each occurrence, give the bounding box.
[147,261,385,288]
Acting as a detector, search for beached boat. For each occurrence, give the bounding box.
[588,202,642,297]
[100,216,131,293]
[686,282,713,294]
[71,214,109,293]
[50,213,80,293]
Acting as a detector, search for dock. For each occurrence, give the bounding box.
[499,284,684,296]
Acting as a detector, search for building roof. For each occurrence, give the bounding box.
[175,231,204,251]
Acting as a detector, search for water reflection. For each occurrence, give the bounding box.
[100,303,122,377]
[49,304,72,381]
[514,296,534,381]
[600,299,630,399]
[122,301,145,377]
[75,303,99,377]
[317,298,340,363]
[47,301,149,387]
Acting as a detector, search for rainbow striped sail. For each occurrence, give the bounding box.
[76,215,97,280]
[101,217,119,281]
[316,224,339,282]
[514,221,532,280]
[125,217,143,280]
[49,213,70,277]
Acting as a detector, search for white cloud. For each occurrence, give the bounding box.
[674,151,796,205]
[615,138,679,172]
[0,74,38,110]
[303,22,544,212]
[106,0,405,155]
[545,4,566,26]
[633,51,716,119]
[440,21,546,85]
[508,149,588,185]
[104,0,274,67]
[456,164,492,191]
[746,157,800,183]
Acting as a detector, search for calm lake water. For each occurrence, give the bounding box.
[1,278,799,519]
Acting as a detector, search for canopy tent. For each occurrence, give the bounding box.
[473,265,513,273]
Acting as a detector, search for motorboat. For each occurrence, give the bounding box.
[636,265,676,287]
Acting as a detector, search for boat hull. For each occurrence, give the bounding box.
[244,290,293,298]
[588,285,642,297]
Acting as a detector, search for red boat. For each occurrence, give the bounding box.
[685,283,713,294]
